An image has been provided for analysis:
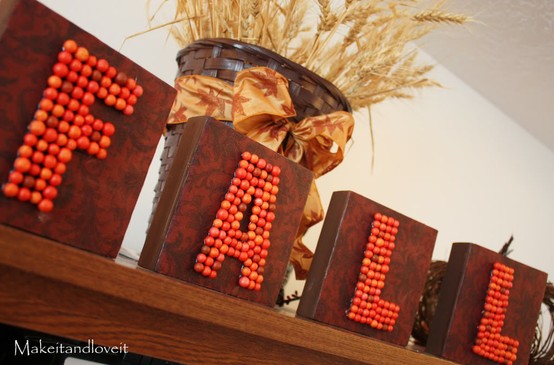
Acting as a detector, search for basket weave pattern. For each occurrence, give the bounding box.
[152,38,352,214]
[176,38,351,121]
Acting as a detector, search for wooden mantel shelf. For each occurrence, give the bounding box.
[0,224,455,365]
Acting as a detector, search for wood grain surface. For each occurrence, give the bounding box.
[0,224,458,365]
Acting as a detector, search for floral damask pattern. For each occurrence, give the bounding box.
[167,67,354,278]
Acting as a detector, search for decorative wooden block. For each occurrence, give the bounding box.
[426,243,547,365]
[297,190,437,346]
[0,0,175,257]
[139,117,313,307]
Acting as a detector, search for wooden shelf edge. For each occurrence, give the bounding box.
[0,224,455,365]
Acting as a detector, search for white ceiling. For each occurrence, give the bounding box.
[421,0,554,152]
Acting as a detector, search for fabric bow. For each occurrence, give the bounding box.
[167,66,354,279]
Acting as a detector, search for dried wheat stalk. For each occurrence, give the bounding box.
[141,0,469,110]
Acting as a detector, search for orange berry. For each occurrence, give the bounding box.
[34,178,47,191]
[42,186,58,200]
[104,94,116,106]
[37,199,54,212]
[36,139,48,152]
[67,125,82,139]
[98,135,111,149]
[14,157,31,173]
[43,155,57,169]
[8,171,24,184]
[18,145,33,158]
[2,182,19,198]
[29,120,46,136]
[30,191,42,204]
[109,83,121,95]
[66,139,77,150]
[126,77,136,90]
[57,148,72,163]
[40,168,53,180]
[49,174,63,187]
[123,105,134,115]
[53,162,66,175]
[47,75,62,89]
[96,148,107,159]
[63,39,78,53]
[51,104,65,118]
[87,142,99,156]
[75,46,89,62]
[34,109,48,121]
[17,187,31,202]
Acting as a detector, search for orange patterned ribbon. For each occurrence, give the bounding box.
[167,67,354,279]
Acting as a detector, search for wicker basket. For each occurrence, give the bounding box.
[152,38,352,213]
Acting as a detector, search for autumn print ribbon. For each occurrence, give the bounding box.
[167,67,354,279]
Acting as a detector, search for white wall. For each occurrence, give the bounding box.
[283,54,554,309]
[39,1,554,299]
[312,53,554,271]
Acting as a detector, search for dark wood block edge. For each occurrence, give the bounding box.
[138,117,207,270]
[426,243,471,355]
[297,190,349,318]
[0,224,458,365]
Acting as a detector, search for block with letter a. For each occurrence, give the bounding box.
[297,190,437,346]
[139,117,312,307]
[426,243,547,365]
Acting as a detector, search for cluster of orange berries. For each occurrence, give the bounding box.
[346,212,400,332]
[2,39,142,212]
[473,262,518,364]
[193,151,280,291]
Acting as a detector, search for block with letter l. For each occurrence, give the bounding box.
[426,242,547,365]
[297,190,437,346]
